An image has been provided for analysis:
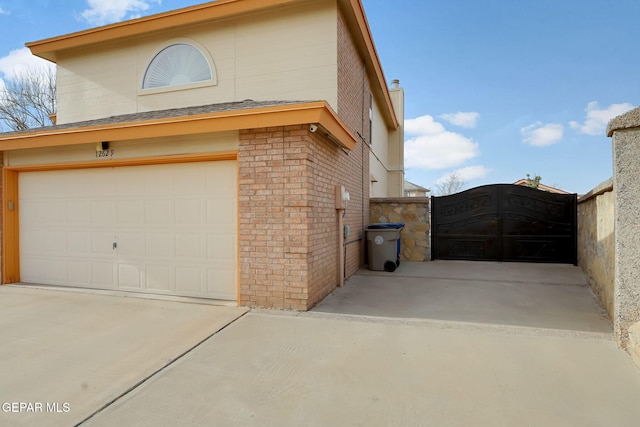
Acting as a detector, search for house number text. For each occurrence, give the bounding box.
[96,149,115,158]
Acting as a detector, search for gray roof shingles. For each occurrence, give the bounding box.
[0,100,311,137]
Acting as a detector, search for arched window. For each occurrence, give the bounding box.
[142,43,213,89]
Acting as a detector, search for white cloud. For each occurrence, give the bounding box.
[439,112,480,128]
[437,165,491,184]
[0,7,9,15]
[569,101,635,136]
[0,48,54,81]
[521,122,564,147]
[405,115,479,170]
[80,0,160,26]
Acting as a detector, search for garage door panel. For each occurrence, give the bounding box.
[206,196,236,225]
[22,230,67,254]
[19,161,237,300]
[91,232,115,255]
[91,200,116,223]
[118,264,143,288]
[43,259,68,284]
[176,199,203,224]
[68,261,90,285]
[115,168,145,195]
[117,232,144,256]
[175,233,203,258]
[145,199,175,224]
[20,257,45,283]
[68,231,91,254]
[206,164,235,193]
[43,201,67,225]
[91,263,115,287]
[19,200,43,225]
[176,167,207,192]
[146,233,172,258]
[146,265,172,292]
[67,201,91,224]
[117,200,144,225]
[175,267,204,294]
[207,268,236,299]
[207,233,235,260]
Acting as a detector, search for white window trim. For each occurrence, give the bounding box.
[139,39,218,95]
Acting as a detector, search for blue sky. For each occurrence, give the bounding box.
[1,1,638,194]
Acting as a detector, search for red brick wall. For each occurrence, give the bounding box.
[239,123,368,310]
[237,9,374,310]
[337,7,371,281]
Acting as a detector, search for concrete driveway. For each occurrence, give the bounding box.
[3,262,640,426]
[313,261,612,334]
[0,285,247,427]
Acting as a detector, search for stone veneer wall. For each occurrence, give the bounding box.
[370,198,430,262]
[577,179,615,320]
[608,107,640,353]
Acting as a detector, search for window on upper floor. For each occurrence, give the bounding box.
[142,43,213,90]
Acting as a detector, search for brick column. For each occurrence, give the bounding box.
[238,126,312,310]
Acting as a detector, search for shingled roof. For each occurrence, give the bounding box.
[0,100,308,137]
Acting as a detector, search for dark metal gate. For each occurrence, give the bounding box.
[431,184,577,264]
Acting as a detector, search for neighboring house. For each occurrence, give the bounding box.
[404,180,429,198]
[0,0,404,310]
[513,179,571,194]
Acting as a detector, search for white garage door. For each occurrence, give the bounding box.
[19,161,237,300]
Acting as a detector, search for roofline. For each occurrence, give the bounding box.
[0,101,357,151]
[341,0,398,128]
[512,179,570,194]
[26,0,399,129]
[27,0,299,62]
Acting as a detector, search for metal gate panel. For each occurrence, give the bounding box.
[431,185,500,261]
[431,184,577,264]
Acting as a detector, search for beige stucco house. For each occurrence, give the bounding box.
[0,0,404,310]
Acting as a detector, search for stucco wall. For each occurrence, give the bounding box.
[611,127,640,348]
[577,179,615,319]
[3,132,238,166]
[608,107,640,351]
[370,198,430,262]
[56,0,338,124]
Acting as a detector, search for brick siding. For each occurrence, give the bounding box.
[239,123,368,310]
[237,9,374,310]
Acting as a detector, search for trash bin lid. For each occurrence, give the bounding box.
[368,222,405,229]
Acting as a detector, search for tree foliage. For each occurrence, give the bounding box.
[0,67,56,132]
[525,173,542,189]
[435,171,466,196]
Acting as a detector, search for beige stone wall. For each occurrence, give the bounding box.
[370,198,430,262]
[577,179,615,319]
[607,108,640,367]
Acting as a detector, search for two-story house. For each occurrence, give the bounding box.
[0,0,404,310]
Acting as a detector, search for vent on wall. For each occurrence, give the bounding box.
[142,43,212,89]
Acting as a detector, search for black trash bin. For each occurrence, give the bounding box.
[366,223,404,272]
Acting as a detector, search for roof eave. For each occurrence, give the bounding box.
[26,0,399,130]
[339,0,398,129]
[0,101,357,151]
[27,0,301,62]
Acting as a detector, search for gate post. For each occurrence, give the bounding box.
[607,107,640,350]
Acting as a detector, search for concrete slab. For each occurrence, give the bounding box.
[314,261,611,334]
[80,312,640,427]
[0,286,247,427]
[358,260,589,286]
